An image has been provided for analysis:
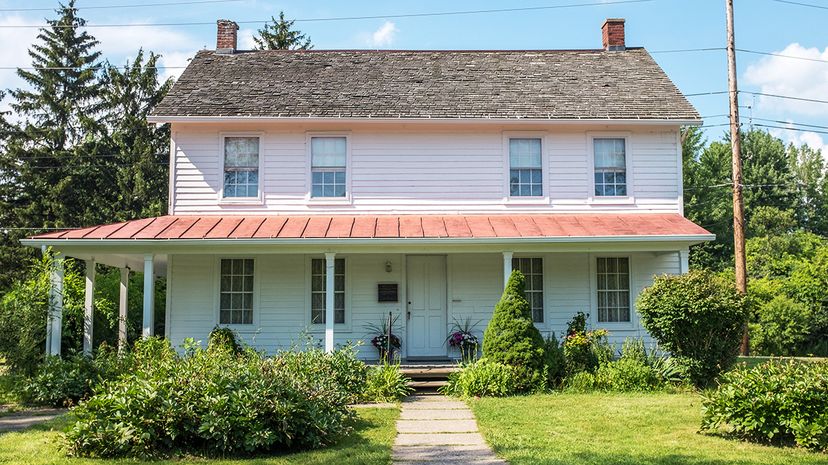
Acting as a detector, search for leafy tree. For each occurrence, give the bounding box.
[253,11,312,50]
[684,130,801,270]
[482,270,546,391]
[789,142,827,234]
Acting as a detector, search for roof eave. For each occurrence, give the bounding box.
[22,234,715,248]
[147,115,703,126]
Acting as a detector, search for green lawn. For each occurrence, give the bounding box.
[470,393,825,465]
[0,407,398,465]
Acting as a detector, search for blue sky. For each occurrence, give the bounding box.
[1,0,826,153]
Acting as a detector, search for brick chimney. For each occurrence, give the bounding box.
[216,19,239,54]
[602,18,625,51]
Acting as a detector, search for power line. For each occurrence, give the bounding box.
[771,0,828,11]
[754,123,828,136]
[650,47,828,64]
[0,0,655,28]
[744,90,828,105]
[687,90,828,105]
[736,48,828,64]
[0,0,243,13]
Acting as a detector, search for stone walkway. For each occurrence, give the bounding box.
[0,408,65,433]
[392,394,506,464]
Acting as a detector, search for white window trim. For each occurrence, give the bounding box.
[587,132,635,205]
[213,256,260,331]
[218,132,265,206]
[588,253,636,329]
[304,255,352,331]
[305,132,353,205]
[513,254,548,330]
[502,131,550,205]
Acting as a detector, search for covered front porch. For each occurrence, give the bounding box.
[23,213,711,359]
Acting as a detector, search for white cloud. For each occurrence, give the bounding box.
[0,16,40,90]
[767,124,828,159]
[239,28,257,50]
[744,43,828,116]
[367,21,398,48]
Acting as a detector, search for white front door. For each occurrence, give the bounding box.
[406,255,447,358]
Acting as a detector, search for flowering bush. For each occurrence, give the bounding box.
[562,312,613,374]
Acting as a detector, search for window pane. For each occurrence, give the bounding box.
[311,137,347,167]
[594,139,625,169]
[509,138,541,168]
[225,137,259,168]
[311,259,346,324]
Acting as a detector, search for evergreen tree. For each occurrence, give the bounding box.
[253,12,312,50]
[482,270,546,390]
[100,50,173,219]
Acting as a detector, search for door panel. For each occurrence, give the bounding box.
[406,256,447,357]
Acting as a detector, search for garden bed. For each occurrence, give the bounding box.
[0,407,398,465]
[470,393,825,465]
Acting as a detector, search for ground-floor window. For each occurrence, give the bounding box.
[596,257,631,323]
[513,257,544,323]
[311,258,345,324]
[219,258,254,324]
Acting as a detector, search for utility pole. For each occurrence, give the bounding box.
[726,0,749,355]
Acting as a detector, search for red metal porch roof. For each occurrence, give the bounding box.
[29,214,712,241]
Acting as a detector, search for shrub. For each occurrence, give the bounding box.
[561,312,612,375]
[543,333,565,386]
[637,270,748,386]
[0,255,86,375]
[750,295,812,356]
[563,338,667,392]
[482,270,545,392]
[65,338,355,458]
[701,360,828,451]
[361,363,413,402]
[20,345,130,407]
[207,325,242,354]
[275,343,368,404]
[442,358,544,397]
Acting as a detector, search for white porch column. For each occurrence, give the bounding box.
[325,252,336,353]
[82,259,96,356]
[46,255,64,356]
[502,251,514,288]
[678,249,690,273]
[118,267,129,351]
[142,254,155,338]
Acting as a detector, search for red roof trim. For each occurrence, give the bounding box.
[28,214,713,241]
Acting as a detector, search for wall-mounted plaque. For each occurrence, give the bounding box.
[377,283,399,302]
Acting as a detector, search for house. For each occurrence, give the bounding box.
[24,18,712,360]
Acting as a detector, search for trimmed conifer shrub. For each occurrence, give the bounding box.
[482,270,546,392]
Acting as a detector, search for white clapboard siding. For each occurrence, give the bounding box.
[167,251,682,358]
[170,125,682,214]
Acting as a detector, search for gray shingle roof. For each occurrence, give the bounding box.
[151,48,700,121]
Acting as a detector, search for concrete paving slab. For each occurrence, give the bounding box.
[400,409,475,420]
[403,401,468,410]
[396,419,479,433]
[395,432,488,446]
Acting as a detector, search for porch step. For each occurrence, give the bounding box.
[400,364,460,381]
[409,380,448,393]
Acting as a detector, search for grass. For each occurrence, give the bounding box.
[0,407,399,465]
[737,355,828,369]
[470,392,825,465]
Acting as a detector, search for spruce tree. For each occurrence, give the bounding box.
[101,50,173,219]
[482,270,546,389]
[7,0,106,230]
[253,12,312,50]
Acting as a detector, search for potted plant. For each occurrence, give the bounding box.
[446,316,481,362]
[364,313,401,363]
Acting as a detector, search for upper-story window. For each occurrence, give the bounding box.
[509,138,543,197]
[594,138,627,197]
[223,136,260,198]
[311,136,347,198]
